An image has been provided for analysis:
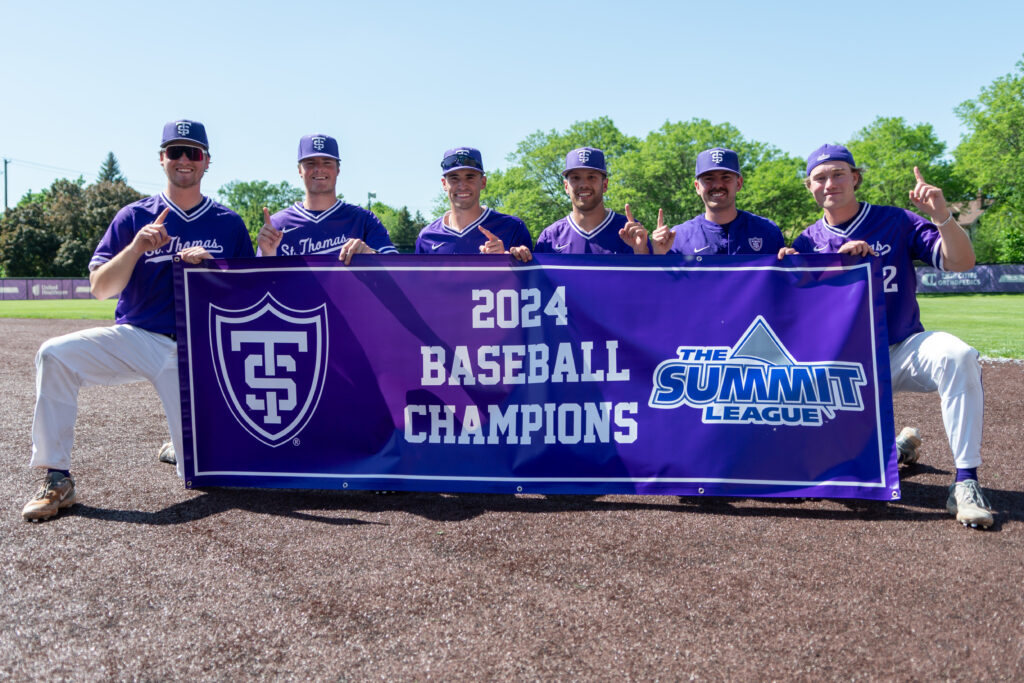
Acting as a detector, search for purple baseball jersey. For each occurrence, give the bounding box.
[90,193,255,335]
[792,203,943,344]
[415,207,531,254]
[667,210,784,255]
[260,201,397,256]
[535,210,644,254]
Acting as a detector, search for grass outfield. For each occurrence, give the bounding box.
[0,299,117,319]
[2,293,1022,357]
[918,293,1023,358]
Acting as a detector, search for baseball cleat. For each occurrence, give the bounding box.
[158,441,176,464]
[946,479,994,529]
[22,471,77,521]
[895,427,922,466]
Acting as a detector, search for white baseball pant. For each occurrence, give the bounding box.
[889,330,983,470]
[30,324,184,479]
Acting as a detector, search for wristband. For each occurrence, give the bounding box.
[935,211,955,227]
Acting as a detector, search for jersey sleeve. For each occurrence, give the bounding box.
[666,224,689,255]
[903,210,942,269]
[533,226,554,253]
[791,230,815,254]
[510,219,533,250]
[362,210,398,254]
[231,214,256,258]
[764,220,786,253]
[89,205,140,271]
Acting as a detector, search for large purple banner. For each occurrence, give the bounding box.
[173,254,899,500]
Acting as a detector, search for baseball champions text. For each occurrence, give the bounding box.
[403,286,640,446]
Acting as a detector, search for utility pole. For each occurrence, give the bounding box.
[367,192,376,211]
[2,158,9,211]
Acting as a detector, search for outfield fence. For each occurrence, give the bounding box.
[915,264,1024,293]
[0,278,92,300]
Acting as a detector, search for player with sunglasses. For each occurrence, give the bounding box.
[415,147,532,260]
[21,119,255,521]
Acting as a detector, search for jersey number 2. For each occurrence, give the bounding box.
[882,266,898,293]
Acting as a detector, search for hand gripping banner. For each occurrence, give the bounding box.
[173,254,899,500]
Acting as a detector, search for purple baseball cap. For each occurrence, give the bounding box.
[806,144,856,175]
[441,147,484,176]
[161,120,208,149]
[695,148,740,177]
[298,134,340,162]
[563,147,607,176]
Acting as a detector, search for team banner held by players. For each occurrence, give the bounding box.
[173,254,899,500]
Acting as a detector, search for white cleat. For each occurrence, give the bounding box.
[946,480,994,529]
[895,427,922,466]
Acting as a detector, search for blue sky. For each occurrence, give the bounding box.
[1,0,1021,219]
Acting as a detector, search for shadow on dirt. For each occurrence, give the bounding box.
[61,477,1022,530]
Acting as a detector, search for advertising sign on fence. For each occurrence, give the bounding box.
[915,264,1024,293]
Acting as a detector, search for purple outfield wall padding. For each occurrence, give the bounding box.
[915,264,1024,293]
[173,254,899,500]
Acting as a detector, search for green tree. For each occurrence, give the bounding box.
[0,177,142,276]
[371,201,427,252]
[480,117,639,237]
[741,157,821,243]
[846,116,963,211]
[0,201,61,276]
[218,180,303,244]
[955,56,1024,263]
[97,152,126,183]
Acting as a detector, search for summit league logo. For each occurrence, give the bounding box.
[650,316,868,426]
[211,294,329,447]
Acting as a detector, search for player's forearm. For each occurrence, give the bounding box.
[90,246,142,300]
[936,214,976,272]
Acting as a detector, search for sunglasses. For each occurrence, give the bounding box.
[441,152,482,172]
[164,145,206,161]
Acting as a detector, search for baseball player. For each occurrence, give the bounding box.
[650,147,784,256]
[415,147,532,260]
[534,147,649,254]
[257,134,397,264]
[779,144,990,528]
[21,120,255,521]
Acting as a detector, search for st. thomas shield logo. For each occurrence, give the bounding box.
[210,293,329,447]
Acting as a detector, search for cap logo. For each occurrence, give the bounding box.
[312,136,326,151]
[817,153,830,161]
[577,150,592,163]
[710,150,724,164]
[176,121,191,136]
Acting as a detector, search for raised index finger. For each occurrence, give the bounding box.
[154,207,170,225]
[657,208,665,229]
[263,206,272,224]
[479,226,497,241]
[913,166,926,185]
[625,204,635,223]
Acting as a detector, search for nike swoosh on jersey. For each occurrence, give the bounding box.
[814,244,830,252]
[430,242,443,250]
[554,243,570,251]
[695,245,712,253]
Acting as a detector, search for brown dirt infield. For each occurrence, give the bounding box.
[2,318,1022,681]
